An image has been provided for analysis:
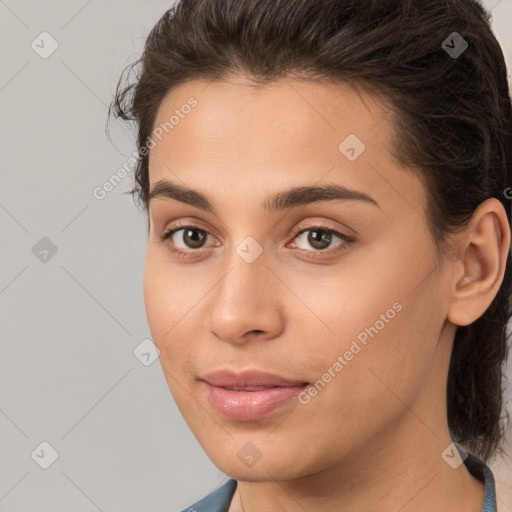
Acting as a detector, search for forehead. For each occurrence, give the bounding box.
[150,78,392,161]
[147,77,424,216]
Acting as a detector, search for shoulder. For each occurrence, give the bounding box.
[179,478,237,512]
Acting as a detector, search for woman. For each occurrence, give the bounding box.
[109,0,511,510]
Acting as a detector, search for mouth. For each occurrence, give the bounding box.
[200,368,309,388]
[220,385,304,391]
[201,380,309,422]
[198,368,310,421]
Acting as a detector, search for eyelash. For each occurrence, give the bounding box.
[159,222,353,260]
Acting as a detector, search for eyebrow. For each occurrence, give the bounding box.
[147,179,381,213]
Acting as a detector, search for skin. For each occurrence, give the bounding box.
[143,77,510,512]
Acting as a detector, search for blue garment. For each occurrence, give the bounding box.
[180,451,497,512]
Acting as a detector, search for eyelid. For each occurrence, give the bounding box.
[160,222,219,246]
[160,220,354,258]
[286,223,353,257]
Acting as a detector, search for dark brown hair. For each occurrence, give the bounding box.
[109,0,512,463]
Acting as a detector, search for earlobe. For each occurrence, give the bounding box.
[447,307,471,327]
[447,269,474,326]
[446,198,511,328]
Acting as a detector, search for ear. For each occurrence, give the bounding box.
[447,198,511,327]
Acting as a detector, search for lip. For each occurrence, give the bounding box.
[200,368,308,388]
[203,382,308,421]
[200,369,309,421]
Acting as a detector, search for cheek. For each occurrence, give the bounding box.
[143,248,208,379]
[143,251,169,341]
[285,285,435,460]
[143,247,194,336]
[291,242,440,404]
[143,249,187,354]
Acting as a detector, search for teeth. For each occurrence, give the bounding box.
[226,386,273,391]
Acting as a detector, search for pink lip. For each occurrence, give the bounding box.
[200,369,309,421]
[201,368,308,388]
[203,382,308,421]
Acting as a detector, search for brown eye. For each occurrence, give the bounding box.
[162,226,209,249]
[293,227,348,251]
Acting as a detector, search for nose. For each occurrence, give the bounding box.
[205,244,284,345]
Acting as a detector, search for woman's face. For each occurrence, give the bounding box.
[144,77,456,480]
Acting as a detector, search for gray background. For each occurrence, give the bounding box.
[0,1,511,511]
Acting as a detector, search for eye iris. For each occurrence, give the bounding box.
[183,228,206,248]
[308,229,332,249]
